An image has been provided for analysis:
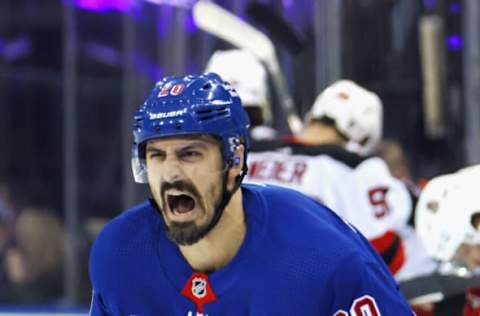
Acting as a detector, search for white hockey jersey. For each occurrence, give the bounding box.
[246,140,413,275]
[247,144,411,236]
[246,149,387,239]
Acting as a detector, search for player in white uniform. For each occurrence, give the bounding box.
[205,49,277,141]
[247,80,433,278]
[416,165,480,273]
[247,149,387,240]
[413,165,480,315]
[305,80,439,281]
[308,80,413,232]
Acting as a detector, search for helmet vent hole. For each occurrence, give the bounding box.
[359,136,369,146]
[470,212,480,231]
[426,201,439,213]
[196,108,214,115]
[196,106,229,122]
[201,83,212,90]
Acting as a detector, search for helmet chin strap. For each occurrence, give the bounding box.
[200,160,244,240]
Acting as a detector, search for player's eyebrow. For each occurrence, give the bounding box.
[145,140,214,156]
[176,141,210,152]
[145,147,166,155]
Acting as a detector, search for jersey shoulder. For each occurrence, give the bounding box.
[245,184,396,293]
[328,252,413,315]
[89,201,160,285]
[250,138,367,169]
[243,183,374,257]
[290,144,366,168]
[355,156,391,174]
[92,201,158,250]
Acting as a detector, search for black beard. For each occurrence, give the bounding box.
[165,212,219,246]
[159,179,222,246]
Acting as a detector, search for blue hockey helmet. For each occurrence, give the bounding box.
[131,73,251,183]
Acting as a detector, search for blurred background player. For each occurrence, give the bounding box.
[1,207,65,303]
[410,165,480,316]
[303,80,382,157]
[300,79,438,282]
[416,165,480,274]
[246,80,403,275]
[308,80,437,281]
[246,79,436,280]
[205,49,277,141]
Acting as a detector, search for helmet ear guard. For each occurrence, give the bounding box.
[233,156,241,166]
[225,137,247,181]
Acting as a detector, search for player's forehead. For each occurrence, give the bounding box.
[146,135,220,151]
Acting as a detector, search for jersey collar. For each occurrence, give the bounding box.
[155,184,267,295]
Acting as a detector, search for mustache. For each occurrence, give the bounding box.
[160,180,201,202]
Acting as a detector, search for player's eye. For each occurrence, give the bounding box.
[179,150,202,162]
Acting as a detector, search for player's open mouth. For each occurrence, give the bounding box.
[166,191,198,220]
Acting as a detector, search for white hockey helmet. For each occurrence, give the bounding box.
[205,49,271,123]
[415,171,480,262]
[308,80,383,155]
[457,164,480,179]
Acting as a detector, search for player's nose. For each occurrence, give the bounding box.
[160,157,185,183]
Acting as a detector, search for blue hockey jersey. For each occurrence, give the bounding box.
[89,184,413,315]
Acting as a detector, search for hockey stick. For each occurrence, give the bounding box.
[246,2,306,55]
[192,0,303,134]
[245,2,315,118]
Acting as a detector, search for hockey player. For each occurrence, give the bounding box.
[416,165,480,273]
[303,80,415,233]
[412,165,480,316]
[205,49,277,141]
[246,80,416,277]
[89,73,414,315]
